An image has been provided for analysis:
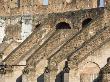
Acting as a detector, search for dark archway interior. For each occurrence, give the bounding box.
[56,22,71,29]
[37,74,44,82]
[16,75,22,82]
[82,18,92,27]
[55,71,63,82]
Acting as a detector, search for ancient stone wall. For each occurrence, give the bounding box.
[68,40,110,82]
[0,0,102,16]
[0,0,110,82]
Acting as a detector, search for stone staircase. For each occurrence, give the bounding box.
[2,41,20,60]
[0,41,20,59]
[3,24,56,65]
[69,25,110,67]
[48,17,105,65]
[21,14,110,82]
[26,16,104,68]
[1,7,109,82]
[26,28,81,66]
[3,7,104,66]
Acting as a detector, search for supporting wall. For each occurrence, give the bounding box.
[0,0,103,16]
[69,40,110,82]
[0,1,109,82]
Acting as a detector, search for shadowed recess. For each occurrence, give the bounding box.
[56,22,71,29]
[82,18,92,27]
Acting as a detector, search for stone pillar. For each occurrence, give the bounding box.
[63,61,70,82]
[67,60,80,82]
[102,74,110,82]
[44,67,57,82]
[22,67,36,82]
[44,61,58,82]
[22,67,29,82]
[0,64,6,82]
[4,66,14,82]
[44,67,50,82]
[0,74,5,82]
[99,57,110,82]
[0,64,14,82]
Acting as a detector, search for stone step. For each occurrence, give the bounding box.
[3,24,56,65]
[68,25,110,68]
[26,29,80,66]
[2,41,20,60]
[26,16,103,67]
[47,17,104,66]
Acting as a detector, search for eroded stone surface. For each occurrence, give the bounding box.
[0,0,110,82]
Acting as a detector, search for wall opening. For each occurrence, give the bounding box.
[56,71,63,82]
[82,18,92,27]
[99,0,105,7]
[21,18,32,41]
[37,74,44,82]
[56,22,71,29]
[43,0,48,5]
[80,62,100,82]
[16,75,22,82]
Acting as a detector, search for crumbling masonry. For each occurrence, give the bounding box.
[0,0,110,82]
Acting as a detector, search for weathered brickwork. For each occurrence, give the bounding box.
[3,8,104,65]
[0,0,110,82]
[48,16,104,64]
[0,0,100,16]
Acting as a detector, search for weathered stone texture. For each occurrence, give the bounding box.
[0,0,101,16]
[0,0,110,82]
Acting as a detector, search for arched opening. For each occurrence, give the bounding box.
[43,0,48,5]
[80,62,100,82]
[16,75,22,82]
[56,22,71,29]
[21,18,32,41]
[82,18,92,27]
[99,0,105,7]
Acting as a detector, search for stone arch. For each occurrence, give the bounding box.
[82,18,92,28]
[55,18,73,29]
[80,62,100,82]
[56,22,71,29]
[21,17,32,41]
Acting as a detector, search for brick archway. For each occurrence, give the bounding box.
[56,22,71,29]
[82,18,92,27]
[80,62,100,82]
